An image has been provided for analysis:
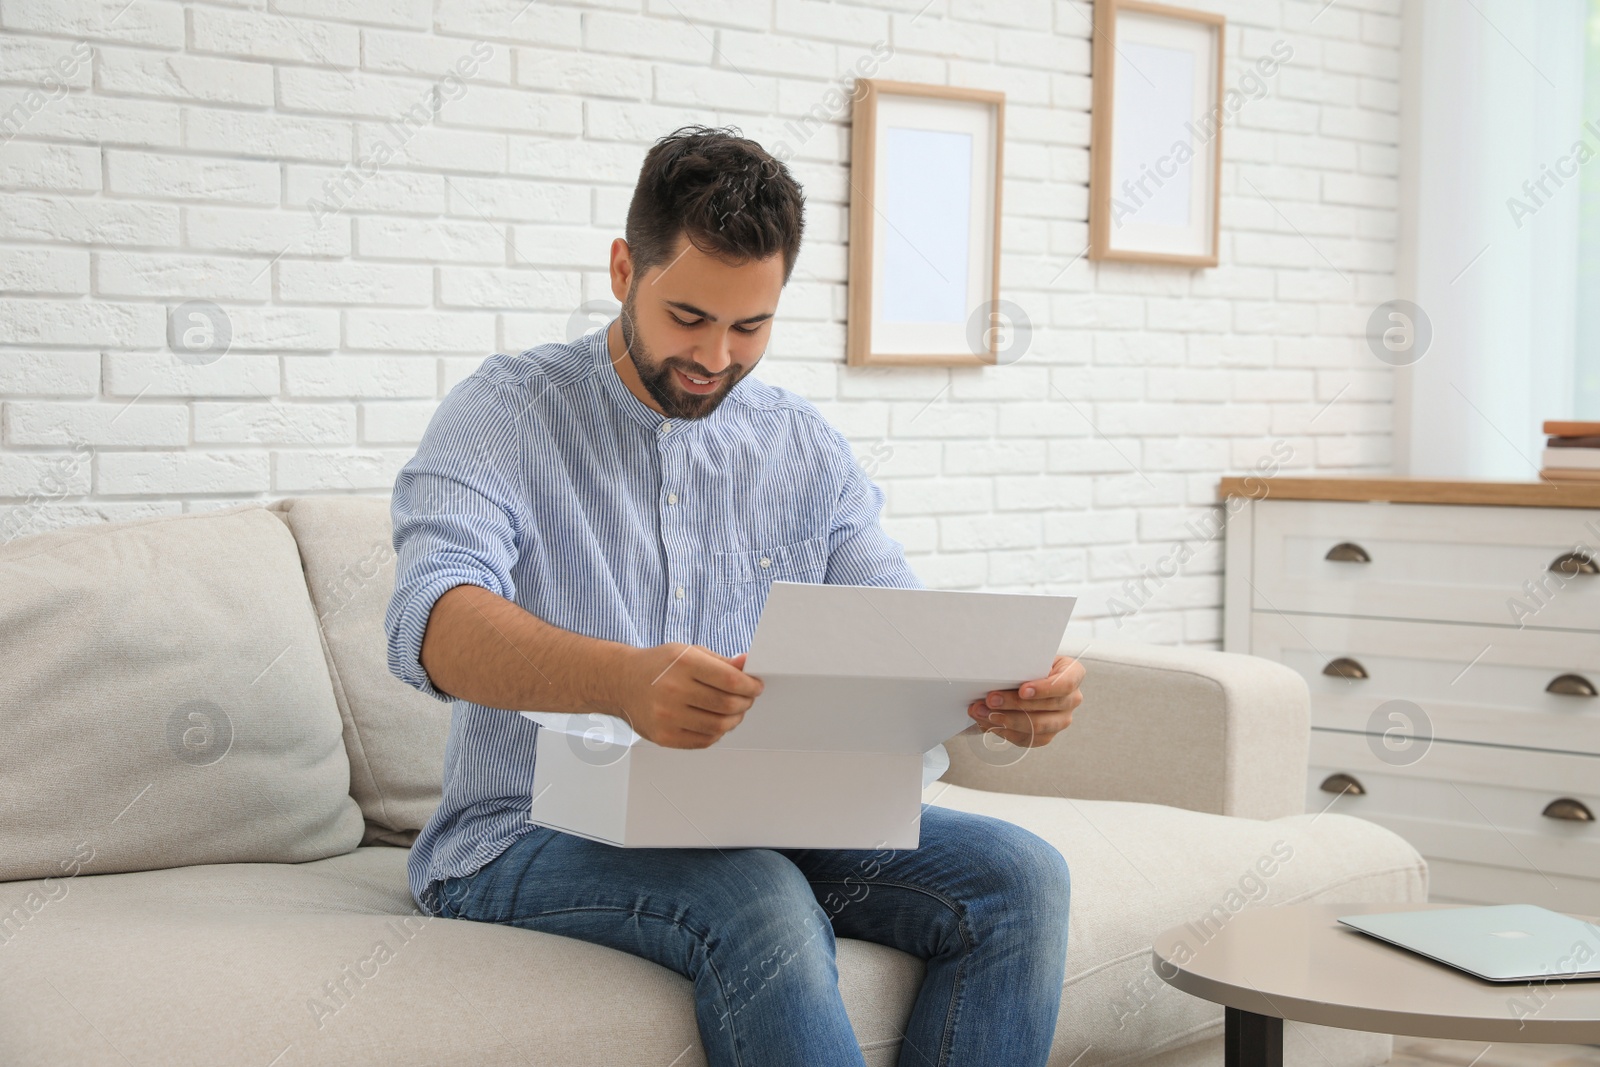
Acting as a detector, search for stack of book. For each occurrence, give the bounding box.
[1541,420,1600,482]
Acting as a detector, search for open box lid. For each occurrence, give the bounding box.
[524,582,1076,754]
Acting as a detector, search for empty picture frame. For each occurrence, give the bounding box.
[1090,0,1225,266]
[847,80,1005,366]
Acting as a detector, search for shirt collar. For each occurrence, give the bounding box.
[591,320,670,433]
[591,320,733,438]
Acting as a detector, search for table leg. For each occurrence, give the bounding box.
[1225,1006,1283,1067]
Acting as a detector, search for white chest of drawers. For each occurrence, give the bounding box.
[1220,477,1600,914]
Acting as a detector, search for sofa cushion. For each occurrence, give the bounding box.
[0,505,364,881]
[268,496,448,846]
[0,783,1425,1067]
[0,846,922,1067]
[927,782,1425,1066]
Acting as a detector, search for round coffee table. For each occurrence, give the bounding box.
[1152,902,1600,1065]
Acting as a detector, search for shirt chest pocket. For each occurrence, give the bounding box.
[713,533,831,584]
[703,533,831,655]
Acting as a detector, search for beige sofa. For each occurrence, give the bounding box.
[0,498,1427,1067]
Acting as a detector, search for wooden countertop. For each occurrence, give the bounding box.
[1216,475,1600,508]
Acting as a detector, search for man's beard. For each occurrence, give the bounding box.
[618,291,742,420]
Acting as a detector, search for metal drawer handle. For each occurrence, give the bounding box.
[1322,657,1369,680]
[1541,798,1595,822]
[1319,773,1365,796]
[1548,550,1599,576]
[1545,674,1598,697]
[1325,542,1371,563]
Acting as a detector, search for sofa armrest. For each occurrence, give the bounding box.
[939,639,1311,821]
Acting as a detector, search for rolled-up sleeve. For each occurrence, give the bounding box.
[385,374,533,702]
[818,421,924,590]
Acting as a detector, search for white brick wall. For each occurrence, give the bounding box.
[0,0,1403,647]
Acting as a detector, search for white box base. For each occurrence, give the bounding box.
[528,728,926,849]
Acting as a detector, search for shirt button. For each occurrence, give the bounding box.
[675,585,685,599]
[667,492,678,505]
[759,557,771,568]
[661,421,672,434]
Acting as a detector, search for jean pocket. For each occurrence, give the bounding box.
[434,874,474,920]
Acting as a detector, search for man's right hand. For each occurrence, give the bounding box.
[613,643,764,749]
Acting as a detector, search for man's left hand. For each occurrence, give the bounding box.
[966,654,1085,748]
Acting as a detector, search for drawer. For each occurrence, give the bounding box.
[1253,613,1600,754]
[1251,499,1600,630]
[1308,730,1600,884]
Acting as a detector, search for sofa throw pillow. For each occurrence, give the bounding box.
[270,496,450,847]
[0,505,365,882]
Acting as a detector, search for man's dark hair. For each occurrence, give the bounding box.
[625,125,806,287]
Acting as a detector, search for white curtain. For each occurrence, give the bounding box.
[1398,0,1585,477]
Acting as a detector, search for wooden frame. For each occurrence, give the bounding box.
[846,79,1006,367]
[1089,0,1225,267]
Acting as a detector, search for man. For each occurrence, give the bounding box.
[385,125,1084,1067]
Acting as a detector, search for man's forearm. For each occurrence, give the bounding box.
[418,583,634,714]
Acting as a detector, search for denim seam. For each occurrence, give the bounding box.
[806,877,974,1067]
[452,902,749,1067]
[935,942,969,1067]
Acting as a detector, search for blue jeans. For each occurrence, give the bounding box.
[434,803,1071,1067]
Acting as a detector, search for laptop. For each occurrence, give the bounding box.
[1338,905,1600,982]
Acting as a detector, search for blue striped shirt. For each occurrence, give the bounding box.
[385,325,942,916]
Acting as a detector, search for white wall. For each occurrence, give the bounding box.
[0,0,1403,646]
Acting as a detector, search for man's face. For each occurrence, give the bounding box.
[608,232,785,421]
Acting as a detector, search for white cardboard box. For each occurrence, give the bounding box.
[523,581,1076,848]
